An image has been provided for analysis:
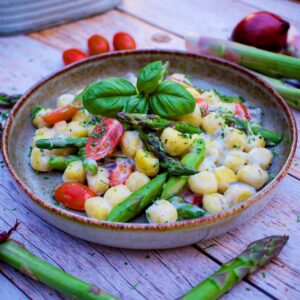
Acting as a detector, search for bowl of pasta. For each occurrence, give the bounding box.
[2,50,296,249]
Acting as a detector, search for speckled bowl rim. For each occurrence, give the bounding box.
[2,50,297,232]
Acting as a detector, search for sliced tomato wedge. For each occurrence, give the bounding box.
[109,158,133,186]
[43,101,81,124]
[54,182,96,211]
[196,98,209,113]
[235,103,251,121]
[86,118,123,160]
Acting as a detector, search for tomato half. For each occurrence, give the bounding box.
[54,182,96,211]
[182,190,203,206]
[235,103,251,120]
[88,34,110,55]
[86,118,123,160]
[43,101,81,124]
[62,48,88,65]
[113,32,136,50]
[109,158,133,186]
[196,98,209,112]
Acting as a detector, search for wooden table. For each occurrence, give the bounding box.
[1,1,300,299]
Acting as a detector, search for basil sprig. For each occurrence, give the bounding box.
[82,61,196,117]
[83,78,136,116]
[149,81,195,117]
[137,60,169,94]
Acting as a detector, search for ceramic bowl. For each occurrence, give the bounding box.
[2,50,297,249]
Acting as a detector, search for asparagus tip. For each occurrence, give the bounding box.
[0,219,20,243]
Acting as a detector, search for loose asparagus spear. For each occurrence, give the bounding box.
[0,222,119,300]
[117,112,202,134]
[36,137,88,149]
[0,93,21,107]
[169,197,207,220]
[180,235,288,300]
[161,138,205,199]
[48,155,81,170]
[254,72,300,109]
[107,173,167,222]
[140,132,198,176]
[79,149,98,175]
[224,114,282,145]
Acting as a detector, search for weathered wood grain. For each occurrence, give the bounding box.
[198,174,300,299]
[0,272,29,300]
[30,10,184,52]
[1,1,300,298]
[0,36,61,94]
[0,164,268,300]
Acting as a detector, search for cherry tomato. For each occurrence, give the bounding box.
[87,34,110,55]
[235,103,251,120]
[109,158,133,186]
[62,48,88,65]
[182,190,203,206]
[86,118,123,160]
[54,182,96,211]
[196,98,209,113]
[43,101,81,125]
[113,32,136,50]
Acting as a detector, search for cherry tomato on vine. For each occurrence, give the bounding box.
[88,34,110,55]
[43,101,81,124]
[54,182,96,211]
[62,48,88,65]
[113,32,136,50]
[86,118,124,160]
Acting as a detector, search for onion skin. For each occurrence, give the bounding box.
[231,11,290,52]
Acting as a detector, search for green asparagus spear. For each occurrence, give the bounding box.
[79,149,98,175]
[254,72,300,110]
[0,222,119,300]
[0,93,21,107]
[169,197,207,220]
[107,173,167,222]
[180,235,288,300]
[36,137,88,149]
[117,112,202,134]
[140,132,198,176]
[48,155,81,170]
[224,115,282,145]
[161,138,205,199]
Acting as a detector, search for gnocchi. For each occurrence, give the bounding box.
[87,167,109,195]
[120,131,142,158]
[135,148,159,177]
[104,185,132,207]
[126,171,150,192]
[146,200,178,224]
[237,165,269,190]
[63,160,86,183]
[202,112,225,135]
[188,171,218,195]
[84,197,112,220]
[161,127,192,156]
[203,193,229,214]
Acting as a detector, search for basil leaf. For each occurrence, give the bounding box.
[123,95,149,114]
[82,78,136,116]
[137,61,169,94]
[149,81,195,117]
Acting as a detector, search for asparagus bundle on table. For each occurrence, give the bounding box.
[36,137,88,149]
[140,132,198,176]
[186,36,300,80]
[117,112,202,134]
[107,173,167,222]
[185,36,300,109]
[0,221,119,300]
[161,138,206,199]
[255,73,300,109]
[180,235,288,300]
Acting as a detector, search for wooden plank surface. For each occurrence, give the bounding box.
[1,1,300,299]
